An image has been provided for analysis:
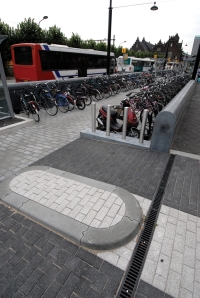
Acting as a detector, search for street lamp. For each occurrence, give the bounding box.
[38,16,48,25]
[150,2,158,11]
[106,1,158,75]
[119,41,126,47]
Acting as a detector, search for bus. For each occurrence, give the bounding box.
[11,43,117,82]
[117,56,155,72]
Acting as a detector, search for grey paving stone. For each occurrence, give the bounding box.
[31,138,169,201]
[0,85,199,298]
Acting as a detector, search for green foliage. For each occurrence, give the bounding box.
[94,41,107,51]
[81,39,97,49]
[67,33,82,48]
[0,21,14,75]
[13,18,45,43]
[44,25,67,45]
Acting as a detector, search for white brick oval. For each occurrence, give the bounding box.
[10,170,125,228]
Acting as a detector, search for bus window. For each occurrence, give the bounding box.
[14,46,33,65]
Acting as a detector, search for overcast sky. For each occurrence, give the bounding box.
[1,0,200,54]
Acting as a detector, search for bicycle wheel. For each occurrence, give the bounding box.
[85,95,92,106]
[76,99,85,110]
[90,90,101,102]
[43,98,58,116]
[140,109,151,135]
[127,128,140,138]
[66,96,75,111]
[104,88,111,99]
[110,85,118,96]
[57,96,69,113]
[28,102,40,122]
[20,99,29,116]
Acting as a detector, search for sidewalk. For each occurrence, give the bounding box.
[0,86,200,297]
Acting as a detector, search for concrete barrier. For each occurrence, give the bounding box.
[150,79,197,152]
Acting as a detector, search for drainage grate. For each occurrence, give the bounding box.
[117,154,175,298]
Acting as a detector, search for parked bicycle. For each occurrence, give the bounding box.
[14,89,40,122]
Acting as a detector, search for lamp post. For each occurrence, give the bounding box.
[38,16,48,25]
[119,41,126,47]
[106,1,158,75]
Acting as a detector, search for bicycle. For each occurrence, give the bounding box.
[61,86,86,111]
[14,89,40,122]
[30,83,58,116]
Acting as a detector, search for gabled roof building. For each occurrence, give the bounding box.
[131,34,183,61]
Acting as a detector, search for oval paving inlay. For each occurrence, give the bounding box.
[10,170,125,229]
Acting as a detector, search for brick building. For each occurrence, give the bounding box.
[131,34,183,61]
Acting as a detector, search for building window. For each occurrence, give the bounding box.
[157,47,161,51]
[136,44,138,48]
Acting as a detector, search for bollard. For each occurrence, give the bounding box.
[91,102,96,132]
[122,107,128,139]
[139,109,148,143]
[106,105,111,136]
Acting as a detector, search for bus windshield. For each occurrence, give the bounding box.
[14,46,33,65]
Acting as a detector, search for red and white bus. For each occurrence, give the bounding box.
[11,43,117,82]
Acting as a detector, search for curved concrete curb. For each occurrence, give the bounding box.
[0,166,143,250]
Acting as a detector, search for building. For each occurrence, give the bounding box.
[131,37,154,53]
[153,34,183,61]
[131,34,183,62]
[191,36,200,56]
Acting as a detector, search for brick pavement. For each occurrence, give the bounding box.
[32,138,169,201]
[9,170,126,229]
[0,202,123,298]
[0,84,200,297]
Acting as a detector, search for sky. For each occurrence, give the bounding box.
[1,0,200,55]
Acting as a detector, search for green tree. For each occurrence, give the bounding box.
[94,41,107,51]
[81,39,97,49]
[67,33,82,48]
[0,21,14,75]
[44,25,67,45]
[13,18,45,43]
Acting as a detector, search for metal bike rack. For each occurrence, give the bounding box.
[122,107,128,139]
[91,102,96,133]
[139,109,148,144]
[106,105,111,136]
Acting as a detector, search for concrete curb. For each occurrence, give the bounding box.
[80,127,151,149]
[0,166,143,251]
[0,115,34,135]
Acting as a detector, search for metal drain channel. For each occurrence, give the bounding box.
[117,154,175,298]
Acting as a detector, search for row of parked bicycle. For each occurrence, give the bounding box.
[14,73,151,122]
[96,72,191,138]
[14,71,191,126]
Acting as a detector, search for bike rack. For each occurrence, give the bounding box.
[139,109,148,144]
[91,104,148,143]
[122,107,128,139]
[106,105,111,136]
[91,102,96,133]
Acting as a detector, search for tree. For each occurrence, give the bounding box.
[94,41,107,51]
[67,33,82,48]
[13,18,45,44]
[81,39,97,49]
[44,25,67,45]
[0,21,14,75]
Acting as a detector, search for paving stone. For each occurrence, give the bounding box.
[165,269,181,298]
[0,85,200,298]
